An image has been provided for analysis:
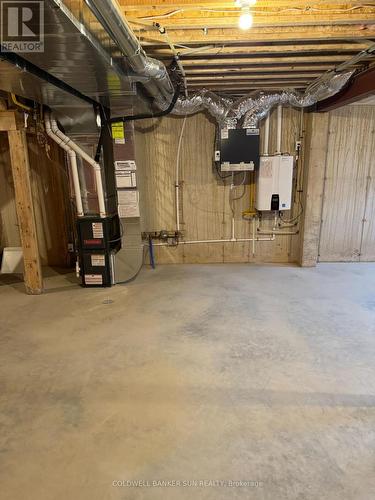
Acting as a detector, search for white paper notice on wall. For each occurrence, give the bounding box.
[118,190,140,218]
[221,128,228,140]
[85,274,103,285]
[92,222,103,238]
[115,160,136,171]
[91,255,105,267]
[116,171,137,188]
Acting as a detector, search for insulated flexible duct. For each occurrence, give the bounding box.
[171,70,354,127]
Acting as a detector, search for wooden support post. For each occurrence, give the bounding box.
[299,112,330,267]
[7,126,43,294]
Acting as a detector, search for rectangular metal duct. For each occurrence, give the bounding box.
[0,0,152,136]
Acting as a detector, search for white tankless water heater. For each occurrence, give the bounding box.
[255,155,294,211]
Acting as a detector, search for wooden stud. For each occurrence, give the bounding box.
[299,113,330,267]
[0,110,20,131]
[7,126,43,294]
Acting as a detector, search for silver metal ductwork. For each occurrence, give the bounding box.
[0,0,176,137]
[172,91,234,122]
[171,70,354,128]
[0,0,153,138]
[84,0,175,110]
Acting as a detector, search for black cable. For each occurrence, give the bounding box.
[279,199,304,224]
[94,127,104,163]
[108,84,181,124]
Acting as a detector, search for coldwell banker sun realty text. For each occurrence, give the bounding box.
[1,1,44,52]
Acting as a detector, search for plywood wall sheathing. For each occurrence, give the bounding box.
[319,105,375,262]
[135,108,303,264]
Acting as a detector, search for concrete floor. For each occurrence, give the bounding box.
[1,263,375,500]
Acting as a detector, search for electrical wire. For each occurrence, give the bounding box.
[229,171,247,219]
[175,114,187,231]
[10,93,33,112]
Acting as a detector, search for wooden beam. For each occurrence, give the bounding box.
[180,51,365,62]
[187,73,319,80]
[7,126,43,294]
[181,55,354,66]
[123,1,375,8]
[299,113,330,267]
[148,42,370,57]
[188,80,310,87]
[137,26,374,44]
[186,85,307,92]
[128,11,375,30]
[316,66,375,110]
[0,110,21,131]
[184,65,337,73]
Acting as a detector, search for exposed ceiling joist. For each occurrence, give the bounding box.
[128,13,375,31]
[116,0,375,94]
[178,56,363,66]
[147,42,371,57]
[123,0,375,9]
[184,65,339,73]
[187,72,321,80]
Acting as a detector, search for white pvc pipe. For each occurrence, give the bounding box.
[45,112,84,217]
[153,235,275,246]
[50,116,107,218]
[252,217,256,256]
[67,151,84,217]
[276,104,282,154]
[231,217,235,241]
[263,113,270,156]
[257,230,299,236]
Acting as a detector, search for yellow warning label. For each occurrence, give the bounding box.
[111,122,125,140]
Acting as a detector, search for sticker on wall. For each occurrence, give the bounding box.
[115,160,136,171]
[117,190,140,218]
[92,222,103,238]
[116,171,137,188]
[84,274,103,285]
[91,255,105,267]
[111,122,125,144]
[221,128,229,140]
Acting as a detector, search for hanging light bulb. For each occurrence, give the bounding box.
[235,0,257,5]
[235,1,255,30]
[238,7,253,30]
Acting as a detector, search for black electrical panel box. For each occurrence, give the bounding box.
[76,215,121,287]
[220,128,260,170]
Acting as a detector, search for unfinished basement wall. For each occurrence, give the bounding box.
[0,131,73,267]
[318,105,375,262]
[135,107,304,264]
